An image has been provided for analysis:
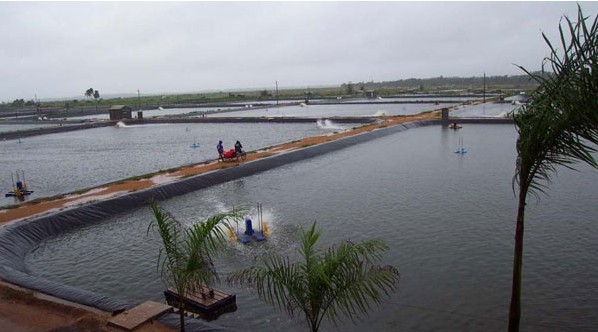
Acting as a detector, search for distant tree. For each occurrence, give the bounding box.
[85,87,94,100]
[228,222,400,332]
[259,89,269,97]
[346,82,354,95]
[93,90,100,100]
[12,99,25,107]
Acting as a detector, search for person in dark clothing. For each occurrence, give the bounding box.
[217,140,224,156]
[234,140,243,154]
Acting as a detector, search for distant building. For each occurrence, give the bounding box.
[364,90,378,99]
[109,105,132,120]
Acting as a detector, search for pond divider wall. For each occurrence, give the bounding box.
[0,119,440,329]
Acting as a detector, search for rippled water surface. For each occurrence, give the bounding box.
[26,124,598,331]
[1,121,354,206]
[452,102,520,118]
[212,102,453,118]
[69,106,244,120]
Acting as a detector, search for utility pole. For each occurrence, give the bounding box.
[137,89,141,111]
[275,80,279,105]
[34,93,40,115]
[483,73,486,103]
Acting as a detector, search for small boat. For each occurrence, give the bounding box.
[449,122,462,130]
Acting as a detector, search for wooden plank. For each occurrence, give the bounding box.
[164,287,237,321]
[108,301,172,331]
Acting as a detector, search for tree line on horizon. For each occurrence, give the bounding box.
[343,73,544,92]
[3,72,545,110]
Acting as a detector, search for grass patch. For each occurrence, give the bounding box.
[123,173,154,182]
[71,188,90,196]
[1,287,16,300]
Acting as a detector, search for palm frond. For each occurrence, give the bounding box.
[514,7,598,198]
[228,221,399,331]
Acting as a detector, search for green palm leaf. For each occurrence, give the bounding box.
[148,201,243,331]
[228,221,399,332]
[509,6,597,331]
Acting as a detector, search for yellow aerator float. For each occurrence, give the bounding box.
[229,203,270,244]
[5,170,34,200]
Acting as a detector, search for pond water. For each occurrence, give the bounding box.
[25,124,598,331]
[1,121,355,206]
[452,102,521,118]
[69,106,245,120]
[338,96,482,103]
[210,102,453,118]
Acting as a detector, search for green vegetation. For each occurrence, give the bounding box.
[357,74,541,94]
[228,222,400,332]
[148,202,241,332]
[1,287,16,300]
[1,74,539,115]
[509,6,597,332]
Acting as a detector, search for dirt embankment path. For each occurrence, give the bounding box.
[0,282,175,332]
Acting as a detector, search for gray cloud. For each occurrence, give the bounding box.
[1,1,596,101]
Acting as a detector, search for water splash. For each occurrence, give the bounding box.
[316,119,345,130]
[373,111,388,117]
[115,121,126,128]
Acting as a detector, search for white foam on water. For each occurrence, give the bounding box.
[316,119,345,130]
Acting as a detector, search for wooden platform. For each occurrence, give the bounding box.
[107,301,172,331]
[164,286,236,321]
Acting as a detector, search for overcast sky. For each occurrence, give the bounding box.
[1,1,596,101]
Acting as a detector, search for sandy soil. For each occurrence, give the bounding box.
[0,282,174,331]
[0,112,438,331]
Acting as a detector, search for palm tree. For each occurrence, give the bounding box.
[148,202,241,332]
[85,87,94,100]
[509,6,597,331]
[228,222,400,332]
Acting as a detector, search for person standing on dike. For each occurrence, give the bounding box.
[217,140,224,158]
[234,140,243,154]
